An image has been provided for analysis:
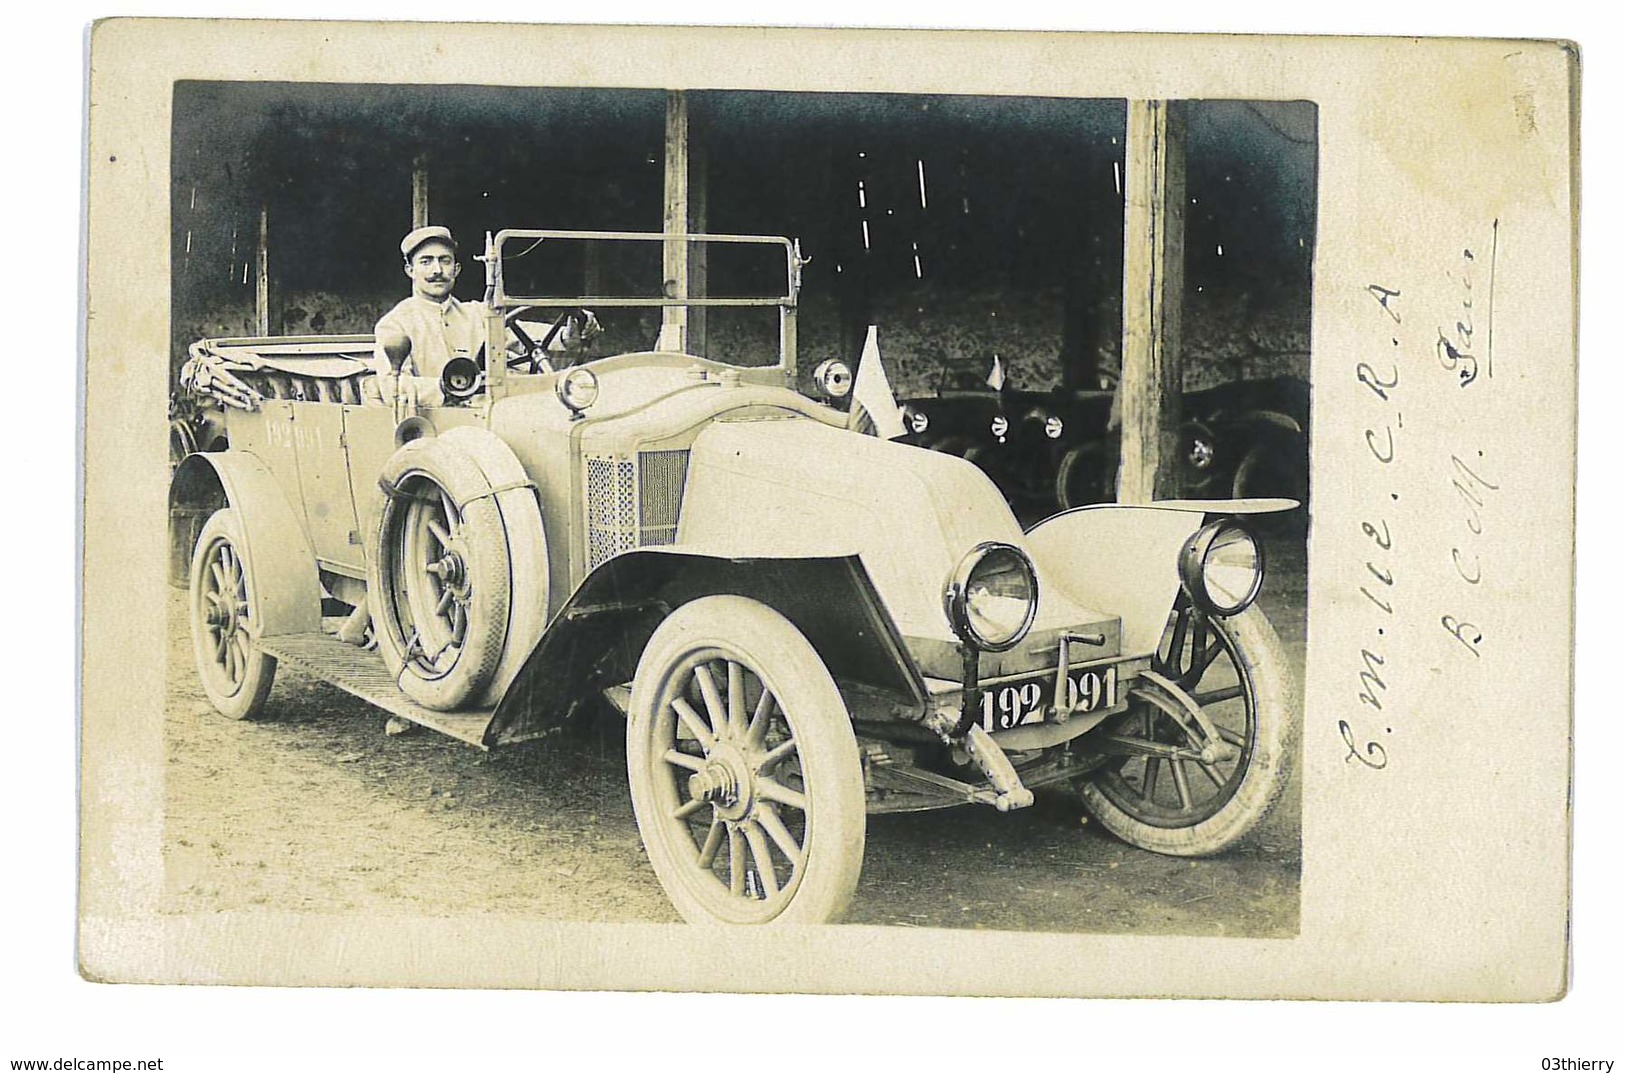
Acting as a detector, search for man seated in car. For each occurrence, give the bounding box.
[372,225,599,408]
[371,225,480,407]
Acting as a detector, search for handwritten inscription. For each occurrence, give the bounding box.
[1341,223,1502,772]
[1435,226,1500,657]
[1436,247,1481,386]
[1442,452,1498,658]
[1341,283,1403,770]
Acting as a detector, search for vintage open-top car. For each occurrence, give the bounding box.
[169,228,1299,925]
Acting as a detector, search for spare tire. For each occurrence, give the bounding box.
[370,435,516,711]
[438,426,550,706]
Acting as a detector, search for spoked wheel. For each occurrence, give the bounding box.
[627,595,865,925]
[188,509,277,720]
[370,437,512,711]
[1080,598,1297,855]
[398,481,475,663]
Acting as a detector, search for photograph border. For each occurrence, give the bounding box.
[81,17,1576,1001]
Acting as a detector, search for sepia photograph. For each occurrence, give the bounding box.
[78,18,1579,1007]
[162,82,1312,934]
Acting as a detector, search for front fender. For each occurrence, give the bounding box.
[1025,499,1293,657]
[168,451,321,637]
[484,548,927,747]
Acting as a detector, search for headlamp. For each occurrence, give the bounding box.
[1179,520,1264,616]
[555,367,600,418]
[943,542,1039,652]
[812,359,853,399]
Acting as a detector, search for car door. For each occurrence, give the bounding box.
[340,403,402,568]
[291,401,365,574]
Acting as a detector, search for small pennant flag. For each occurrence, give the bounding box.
[986,354,1006,392]
[848,325,907,439]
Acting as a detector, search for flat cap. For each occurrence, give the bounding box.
[400,225,457,259]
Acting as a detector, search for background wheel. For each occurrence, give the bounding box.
[627,595,865,925]
[936,435,999,481]
[1079,603,1297,855]
[369,437,512,711]
[168,418,198,474]
[189,509,277,720]
[1233,439,1310,533]
[1054,442,1111,510]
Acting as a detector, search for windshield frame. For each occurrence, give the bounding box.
[480,229,802,395]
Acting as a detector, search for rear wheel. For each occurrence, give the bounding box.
[189,509,277,720]
[1080,602,1296,855]
[627,596,865,925]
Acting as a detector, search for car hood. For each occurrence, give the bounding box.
[675,417,1112,646]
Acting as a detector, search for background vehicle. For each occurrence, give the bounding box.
[168,384,229,473]
[170,228,1300,925]
[898,376,1117,523]
[899,366,1309,524]
[1178,375,1310,530]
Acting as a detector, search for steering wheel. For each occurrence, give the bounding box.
[504,306,595,374]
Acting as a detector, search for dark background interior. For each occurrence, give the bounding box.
[171,83,1316,396]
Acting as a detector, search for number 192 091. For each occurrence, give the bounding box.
[980,667,1117,732]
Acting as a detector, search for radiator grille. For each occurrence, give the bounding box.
[586,455,638,568]
[585,449,691,567]
[638,449,689,546]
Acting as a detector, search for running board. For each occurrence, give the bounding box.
[258,632,497,749]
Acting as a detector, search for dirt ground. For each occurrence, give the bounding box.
[162,537,1305,935]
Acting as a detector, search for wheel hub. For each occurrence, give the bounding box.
[686,742,755,821]
[206,602,232,630]
[206,578,242,634]
[426,550,468,596]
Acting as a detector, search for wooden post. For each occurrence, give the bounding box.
[1116,100,1188,504]
[688,123,709,359]
[411,153,430,229]
[658,90,690,353]
[255,202,270,336]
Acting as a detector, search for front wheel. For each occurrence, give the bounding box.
[1079,602,1297,855]
[627,595,866,925]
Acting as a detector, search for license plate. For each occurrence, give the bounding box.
[979,665,1119,732]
